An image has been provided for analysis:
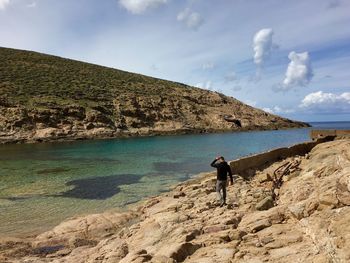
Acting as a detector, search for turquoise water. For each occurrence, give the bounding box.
[0,122,349,237]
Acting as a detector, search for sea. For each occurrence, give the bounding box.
[0,121,349,237]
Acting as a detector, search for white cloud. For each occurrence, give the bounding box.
[202,62,214,70]
[0,0,10,10]
[282,51,313,90]
[262,107,274,114]
[253,28,275,67]
[299,91,350,113]
[244,100,257,107]
[119,0,168,14]
[177,8,204,30]
[274,106,294,114]
[195,81,212,90]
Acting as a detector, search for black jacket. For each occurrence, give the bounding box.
[211,159,233,183]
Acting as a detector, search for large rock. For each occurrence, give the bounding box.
[33,211,138,248]
[279,140,350,218]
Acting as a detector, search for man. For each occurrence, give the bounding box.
[210,156,233,207]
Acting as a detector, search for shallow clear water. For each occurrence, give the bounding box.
[0,122,349,237]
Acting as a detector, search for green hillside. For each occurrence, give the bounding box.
[0,47,193,107]
[0,47,308,144]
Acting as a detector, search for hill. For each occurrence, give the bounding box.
[0,47,308,143]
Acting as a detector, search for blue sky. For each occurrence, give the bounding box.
[0,0,349,122]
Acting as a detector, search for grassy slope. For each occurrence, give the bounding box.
[0,47,199,108]
[0,47,308,143]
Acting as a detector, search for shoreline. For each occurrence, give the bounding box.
[1,137,349,262]
[0,171,213,241]
[0,124,310,145]
[0,137,323,241]
[0,127,316,243]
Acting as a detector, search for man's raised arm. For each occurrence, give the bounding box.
[210,159,218,168]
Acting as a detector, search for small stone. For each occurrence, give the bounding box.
[223,217,240,227]
[257,173,273,183]
[203,225,227,233]
[192,185,201,190]
[173,192,186,198]
[260,236,274,245]
[228,230,247,241]
[255,242,263,247]
[184,229,201,242]
[255,196,274,211]
[152,256,176,263]
[251,219,272,232]
[167,243,202,262]
[288,202,305,219]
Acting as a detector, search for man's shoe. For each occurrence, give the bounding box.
[220,202,227,207]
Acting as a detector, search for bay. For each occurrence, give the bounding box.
[0,122,349,237]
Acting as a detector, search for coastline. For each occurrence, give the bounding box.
[0,136,318,240]
[0,46,310,147]
[0,123,309,145]
[3,136,349,262]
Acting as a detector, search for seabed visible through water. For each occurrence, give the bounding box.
[1,122,349,237]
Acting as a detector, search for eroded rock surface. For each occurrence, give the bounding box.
[1,139,349,262]
[0,47,308,144]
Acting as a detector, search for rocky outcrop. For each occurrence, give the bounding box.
[0,47,308,144]
[1,139,349,262]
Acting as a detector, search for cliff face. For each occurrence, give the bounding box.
[0,47,308,144]
[1,139,349,262]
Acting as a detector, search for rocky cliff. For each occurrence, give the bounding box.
[1,139,349,262]
[0,47,308,144]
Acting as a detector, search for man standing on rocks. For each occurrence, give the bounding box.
[211,156,233,207]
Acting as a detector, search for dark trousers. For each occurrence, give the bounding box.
[216,180,227,204]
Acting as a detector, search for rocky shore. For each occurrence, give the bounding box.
[1,139,349,262]
[0,92,308,144]
[0,47,308,144]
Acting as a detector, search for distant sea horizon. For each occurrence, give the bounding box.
[308,121,350,130]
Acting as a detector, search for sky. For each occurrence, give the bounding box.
[0,0,349,122]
